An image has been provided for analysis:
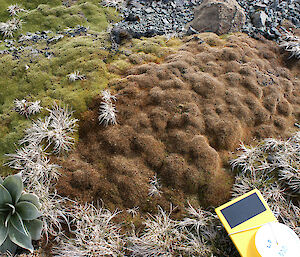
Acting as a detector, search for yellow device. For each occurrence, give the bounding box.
[215,189,277,257]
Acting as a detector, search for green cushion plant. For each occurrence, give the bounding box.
[0,173,42,255]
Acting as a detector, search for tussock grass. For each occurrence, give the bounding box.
[53,202,125,257]
[2,129,299,256]
[280,31,300,59]
[231,132,300,235]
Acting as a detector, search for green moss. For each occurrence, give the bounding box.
[77,0,102,5]
[0,0,10,21]
[132,37,168,57]
[0,1,121,35]
[122,35,183,61]
[165,37,182,47]
[19,3,113,33]
[219,34,231,40]
[0,0,61,24]
[109,59,133,75]
[0,2,183,175]
[198,33,225,47]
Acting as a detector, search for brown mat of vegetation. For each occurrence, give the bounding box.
[56,32,300,216]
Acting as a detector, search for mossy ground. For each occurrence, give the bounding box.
[0,0,183,173]
[0,0,120,32]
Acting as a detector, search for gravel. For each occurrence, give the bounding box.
[238,0,300,40]
[0,0,299,57]
[110,0,203,44]
[0,25,90,59]
[110,0,300,43]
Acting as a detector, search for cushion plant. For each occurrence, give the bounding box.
[0,173,43,255]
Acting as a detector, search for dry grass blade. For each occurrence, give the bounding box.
[231,132,300,236]
[53,202,125,257]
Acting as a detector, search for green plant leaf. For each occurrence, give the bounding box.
[8,223,34,253]
[16,202,41,221]
[19,193,42,210]
[5,213,11,228]
[3,173,23,204]
[0,207,9,212]
[10,213,29,237]
[0,177,3,184]
[0,237,17,255]
[0,216,8,246]
[24,219,43,241]
[0,184,12,207]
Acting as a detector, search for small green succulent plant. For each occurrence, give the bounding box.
[0,173,43,255]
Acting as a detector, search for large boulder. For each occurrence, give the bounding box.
[187,0,246,35]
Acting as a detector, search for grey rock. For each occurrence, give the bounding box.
[187,0,246,35]
[161,9,168,14]
[254,3,268,9]
[170,1,175,8]
[145,7,154,13]
[186,25,199,35]
[270,27,281,37]
[125,13,140,22]
[162,18,170,24]
[251,11,270,27]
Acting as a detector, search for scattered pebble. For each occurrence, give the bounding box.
[110,0,299,44]
[238,0,300,40]
[0,25,89,59]
[0,1,299,57]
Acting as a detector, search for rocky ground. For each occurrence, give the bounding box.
[239,0,300,39]
[1,0,300,55]
[110,0,300,43]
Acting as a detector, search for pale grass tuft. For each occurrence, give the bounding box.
[67,71,85,82]
[231,132,300,236]
[14,99,42,117]
[7,4,27,16]
[179,203,217,241]
[46,103,79,154]
[280,32,300,59]
[148,174,162,197]
[230,132,300,193]
[98,101,117,126]
[53,202,125,257]
[126,206,139,217]
[0,18,23,38]
[20,103,78,154]
[101,89,118,103]
[98,89,118,126]
[35,187,73,241]
[127,206,212,256]
[5,104,78,243]
[5,144,60,188]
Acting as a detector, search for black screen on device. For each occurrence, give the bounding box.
[220,193,266,229]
